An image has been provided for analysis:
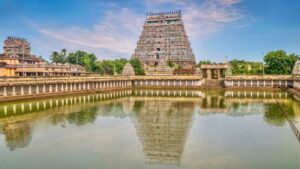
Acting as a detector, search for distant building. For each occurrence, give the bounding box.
[132,11,196,75]
[0,36,87,77]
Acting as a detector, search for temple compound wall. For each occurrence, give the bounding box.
[0,74,297,102]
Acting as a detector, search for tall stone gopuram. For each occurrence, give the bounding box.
[132,10,196,75]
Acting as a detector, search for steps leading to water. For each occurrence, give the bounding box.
[203,79,224,87]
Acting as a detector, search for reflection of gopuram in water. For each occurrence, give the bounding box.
[132,100,195,165]
[2,122,32,150]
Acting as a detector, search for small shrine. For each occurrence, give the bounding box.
[122,62,135,76]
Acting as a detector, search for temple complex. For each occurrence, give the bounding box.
[0,36,86,76]
[132,11,196,75]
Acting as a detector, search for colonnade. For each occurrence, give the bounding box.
[0,80,132,97]
[134,79,202,87]
[224,80,293,88]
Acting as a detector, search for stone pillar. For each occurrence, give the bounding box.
[96,82,99,89]
[3,86,7,96]
[207,69,211,79]
[263,80,266,87]
[65,83,68,91]
[87,82,90,90]
[79,83,82,90]
[28,85,32,95]
[238,80,240,87]
[12,86,16,96]
[36,85,39,94]
[83,83,86,90]
[49,84,52,93]
[250,80,253,87]
[21,86,24,95]
[55,84,58,92]
[217,69,221,79]
[61,84,64,91]
[43,84,46,93]
[271,80,273,87]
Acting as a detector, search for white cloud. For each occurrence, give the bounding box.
[29,0,245,60]
[30,8,144,59]
[143,0,243,37]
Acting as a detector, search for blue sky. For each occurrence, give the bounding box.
[0,0,299,62]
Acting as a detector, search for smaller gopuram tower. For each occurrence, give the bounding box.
[132,10,196,74]
[3,36,31,56]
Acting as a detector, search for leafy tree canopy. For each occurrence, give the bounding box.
[264,50,299,74]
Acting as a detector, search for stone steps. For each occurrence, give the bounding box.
[204,79,224,87]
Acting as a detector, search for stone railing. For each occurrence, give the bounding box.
[224,75,293,88]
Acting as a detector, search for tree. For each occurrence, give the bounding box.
[198,60,212,67]
[66,50,97,72]
[114,58,128,74]
[264,50,299,74]
[130,58,145,75]
[93,60,115,75]
[50,51,66,63]
[230,59,264,75]
[38,55,48,63]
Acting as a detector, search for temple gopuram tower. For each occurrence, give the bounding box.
[3,36,31,56]
[132,10,196,74]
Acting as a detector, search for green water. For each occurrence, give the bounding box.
[0,89,299,169]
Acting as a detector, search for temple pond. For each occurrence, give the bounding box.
[0,89,299,169]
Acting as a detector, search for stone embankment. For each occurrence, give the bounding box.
[0,76,203,102]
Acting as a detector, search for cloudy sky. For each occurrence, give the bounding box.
[0,0,299,62]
